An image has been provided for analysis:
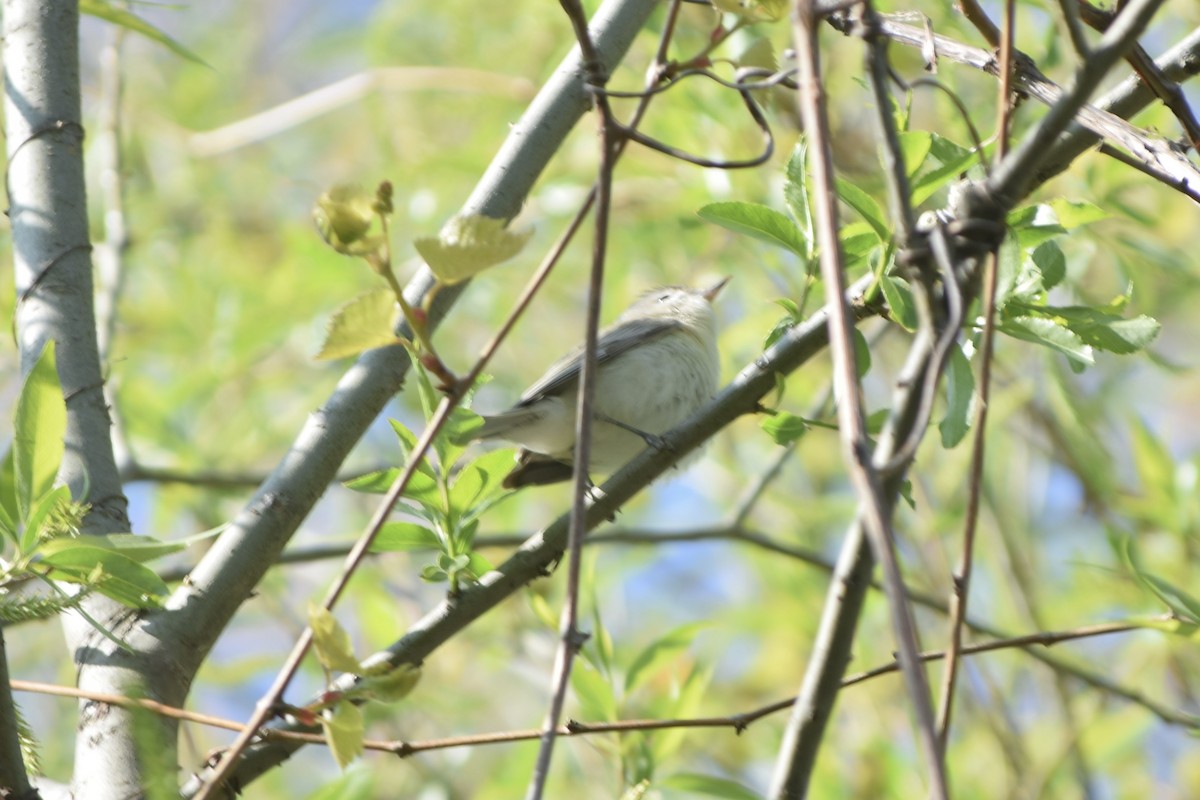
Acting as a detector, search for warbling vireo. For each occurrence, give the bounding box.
[471,278,727,488]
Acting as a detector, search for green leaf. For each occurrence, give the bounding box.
[897,130,933,179]
[316,288,404,361]
[1008,204,1066,249]
[1118,537,1200,622]
[783,143,813,251]
[80,0,208,66]
[14,341,66,521]
[1008,302,1161,355]
[910,134,979,207]
[1031,241,1066,292]
[358,662,421,702]
[449,448,517,526]
[344,466,441,507]
[313,184,384,257]
[998,316,1093,365]
[761,411,809,446]
[835,178,889,244]
[1047,198,1107,229]
[370,522,442,553]
[571,660,617,721]
[20,485,75,553]
[309,605,364,674]
[0,449,16,544]
[659,773,761,800]
[879,274,917,331]
[697,202,807,257]
[625,622,704,694]
[414,214,532,284]
[38,541,169,608]
[322,702,365,769]
[85,533,187,563]
[938,344,975,448]
[852,327,872,379]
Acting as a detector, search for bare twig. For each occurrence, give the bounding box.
[775,2,947,797]
[934,0,1015,754]
[525,0,617,793]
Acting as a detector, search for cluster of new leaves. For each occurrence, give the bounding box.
[344,363,513,594]
[0,343,182,619]
[306,605,421,769]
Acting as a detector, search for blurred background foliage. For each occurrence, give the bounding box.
[4,0,1200,797]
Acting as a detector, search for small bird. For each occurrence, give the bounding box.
[472,278,728,489]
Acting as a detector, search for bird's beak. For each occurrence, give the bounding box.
[702,276,730,302]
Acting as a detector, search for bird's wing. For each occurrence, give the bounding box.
[516,316,682,405]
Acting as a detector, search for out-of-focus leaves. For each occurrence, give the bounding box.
[762,411,809,445]
[80,0,208,66]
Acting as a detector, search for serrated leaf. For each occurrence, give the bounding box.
[998,316,1093,364]
[80,0,208,66]
[938,344,975,448]
[414,214,531,283]
[697,202,807,257]
[835,178,889,244]
[911,134,979,207]
[370,522,442,553]
[14,342,66,521]
[879,274,917,331]
[322,702,364,770]
[316,288,403,360]
[761,411,809,445]
[309,605,363,674]
[38,542,168,608]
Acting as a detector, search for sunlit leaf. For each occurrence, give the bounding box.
[835,178,889,244]
[625,622,705,694]
[316,288,404,360]
[358,662,422,702]
[762,411,808,445]
[14,341,66,520]
[698,202,807,257]
[998,316,1093,364]
[879,274,917,331]
[370,522,442,553]
[38,541,168,608]
[414,214,531,283]
[309,605,363,674]
[322,702,364,769]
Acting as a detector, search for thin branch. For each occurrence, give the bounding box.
[955,0,1001,47]
[1076,0,1200,152]
[986,0,1169,202]
[778,3,947,797]
[934,0,1016,754]
[525,0,616,793]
